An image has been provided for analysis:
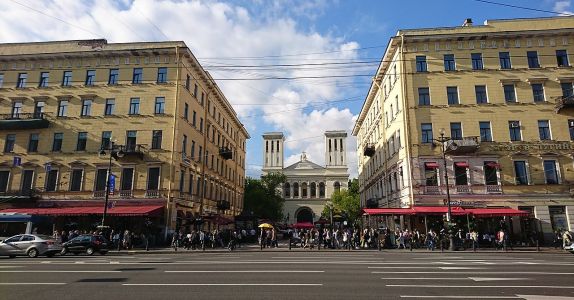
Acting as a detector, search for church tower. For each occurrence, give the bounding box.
[325,130,347,169]
[262,132,284,175]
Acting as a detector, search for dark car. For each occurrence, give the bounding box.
[61,234,109,256]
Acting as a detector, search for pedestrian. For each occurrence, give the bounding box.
[171,231,179,251]
[470,229,479,251]
[563,230,573,249]
[271,228,278,248]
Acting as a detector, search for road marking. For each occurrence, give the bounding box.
[389,272,574,275]
[400,296,520,299]
[0,270,121,273]
[387,285,574,289]
[468,277,528,282]
[0,283,67,285]
[368,267,485,270]
[381,278,469,280]
[0,266,24,268]
[165,270,325,273]
[122,283,323,286]
[439,267,485,270]
[74,261,85,264]
[517,295,574,300]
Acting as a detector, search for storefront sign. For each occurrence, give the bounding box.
[489,143,574,152]
[443,199,486,207]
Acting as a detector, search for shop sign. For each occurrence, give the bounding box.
[443,199,486,207]
[489,142,574,152]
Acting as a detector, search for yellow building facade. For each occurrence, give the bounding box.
[0,40,248,237]
[353,17,574,242]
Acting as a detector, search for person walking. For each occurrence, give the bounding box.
[562,230,572,249]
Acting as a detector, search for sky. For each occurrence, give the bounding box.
[0,0,571,178]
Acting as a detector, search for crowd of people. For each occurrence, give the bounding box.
[170,228,255,251]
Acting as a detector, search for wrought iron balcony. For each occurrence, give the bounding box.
[365,198,378,208]
[217,200,230,210]
[146,190,160,198]
[445,136,480,154]
[0,113,50,130]
[423,186,442,195]
[0,189,39,202]
[116,144,145,160]
[455,185,472,194]
[363,143,375,157]
[219,147,233,160]
[485,184,503,194]
[555,95,574,113]
[119,190,133,198]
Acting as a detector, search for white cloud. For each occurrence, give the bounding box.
[0,0,361,178]
[553,0,573,15]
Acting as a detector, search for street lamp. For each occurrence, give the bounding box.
[432,128,455,251]
[98,142,124,229]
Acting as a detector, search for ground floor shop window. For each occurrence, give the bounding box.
[549,206,568,231]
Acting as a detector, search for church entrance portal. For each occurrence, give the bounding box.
[296,207,314,223]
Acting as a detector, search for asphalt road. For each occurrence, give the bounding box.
[1,250,573,300]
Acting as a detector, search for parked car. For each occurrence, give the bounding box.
[61,234,109,256]
[0,234,62,258]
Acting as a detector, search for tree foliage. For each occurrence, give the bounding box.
[321,179,360,224]
[243,173,286,221]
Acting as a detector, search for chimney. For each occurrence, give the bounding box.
[463,18,473,27]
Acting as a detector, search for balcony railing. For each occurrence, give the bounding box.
[119,190,133,198]
[424,186,442,195]
[485,184,503,194]
[116,144,145,160]
[555,95,574,113]
[455,185,471,194]
[145,190,160,198]
[363,143,375,157]
[93,190,106,198]
[445,137,480,155]
[219,147,233,160]
[0,113,50,130]
[0,189,39,201]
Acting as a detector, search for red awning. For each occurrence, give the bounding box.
[425,162,440,169]
[292,222,314,229]
[0,205,164,217]
[467,208,530,217]
[454,162,469,168]
[485,162,501,168]
[412,206,467,215]
[363,208,415,215]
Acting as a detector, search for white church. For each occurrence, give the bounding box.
[261,131,349,224]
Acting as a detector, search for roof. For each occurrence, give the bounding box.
[284,159,325,171]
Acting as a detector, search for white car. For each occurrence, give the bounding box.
[0,234,62,258]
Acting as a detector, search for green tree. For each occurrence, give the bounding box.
[243,173,286,221]
[322,178,360,224]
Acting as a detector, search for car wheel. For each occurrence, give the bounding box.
[86,247,95,256]
[60,248,68,255]
[99,251,108,256]
[27,248,39,258]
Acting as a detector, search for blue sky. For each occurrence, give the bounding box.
[0,0,569,178]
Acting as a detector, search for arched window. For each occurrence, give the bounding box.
[334,181,341,193]
[319,182,325,198]
[293,182,299,197]
[302,182,308,198]
[284,182,290,198]
[310,182,317,197]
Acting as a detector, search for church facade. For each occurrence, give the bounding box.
[261,131,349,224]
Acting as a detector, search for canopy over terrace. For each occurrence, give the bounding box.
[362,206,529,217]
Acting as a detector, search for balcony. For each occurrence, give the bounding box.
[445,137,480,155]
[485,184,503,194]
[363,143,375,157]
[555,96,574,113]
[365,198,378,208]
[219,147,233,160]
[116,144,145,160]
[455,185,471,194]
[145,190,160,198]
[93,190,106,198]
[0,189,39,202]
[423,186,442,195]
[119,190,133,198]
[217,200,230,210]
[0,113,50,130]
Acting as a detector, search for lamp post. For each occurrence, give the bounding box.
[98,142,124,229]
[432,129,455,251]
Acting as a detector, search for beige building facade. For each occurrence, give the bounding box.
[0,39,249,237]
[353,17,574,241]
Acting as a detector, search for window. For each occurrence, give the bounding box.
[475,85,488,104]
[11,101,22,118]
[471,53,483,70]
[200,92,205,106]
[450,122,462,140]
[85,70,96,85]
[556,50,570,67]
[101,131,111,150]
[198,146,202,162]
[447,86,459,105]
[57,100,68,117]
[514,161,528,185]
[569,119,574,140]
[508,121,521,141]
[319,182,325,197]
[192,111,197,127]
[200,118,203,133]
[424,164,438,186]
[45,169,59,192]
[74,132,87,151]
[154,97,165,114]
[62,71,72,86]
[191,140,196,159]
[532,84,545,102]
[418,87,430,106]
[129,98,140,115]
[52,133,63,151]
[193,84,198,98]
[185,74,190,90]
[421,123,433,143]
[0,171,9,192]
[182,135,187,156]
[157,67,167,83]
[503,84,516,103]
[28,133,39,152]
[94,169,108,192]
[538,120,551,140]
[454,162,468,186]
[479,121,492,142]
[416,56,427,72]
[284,183,290,197]
[561,82,573,98]
[4,134,15,152]
[527,51,540,68]
[0,74,4,88]
[126,131,137,151]
[499,52,512,69]
[444,54,456,71]
[81,99,92,116]
[184,103,189,120]
[70,169,83,191]
[544,160,559,184]
[39,72,49,87]
[104,99,115,115]
[484,161,499,185]
[147,167,160,190]
[21,170,34,193]
[293,182,299,197]
[16,73,27,88]
[34,101,45,118]
[151,130,162,149]
[121,168,134,191]
[132,68,143,84]
[108,69,119,85]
